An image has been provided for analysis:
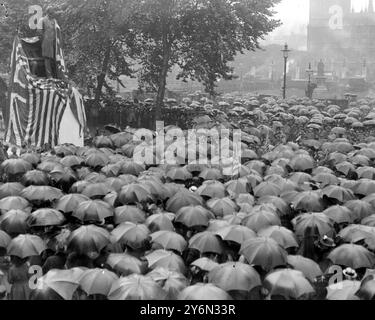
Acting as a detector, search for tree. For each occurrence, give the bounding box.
[132,0,281,120]
[53,0,138,105]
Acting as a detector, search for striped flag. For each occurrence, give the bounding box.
[4,36,85,148]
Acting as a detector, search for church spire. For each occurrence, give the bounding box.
[369,0,374,13]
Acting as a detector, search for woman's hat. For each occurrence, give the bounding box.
[343,267,358,280]
[315,235,336,249]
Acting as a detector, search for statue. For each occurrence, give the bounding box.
[317,60,325,77]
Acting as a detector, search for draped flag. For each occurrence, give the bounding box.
[5,31,86,148]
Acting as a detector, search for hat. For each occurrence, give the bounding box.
[315,235,336,249]
[343,267,357,280]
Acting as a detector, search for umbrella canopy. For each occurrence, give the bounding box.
[208,262,261,292]
[166,189,203,213]
[191,258,219,272]
[1,159,33,176]
[118,183,154,205]
[189,231,224,255]
[73,200,113,222]
[0,230,11,249]
[328,244,375,269]
[21,170,49,186]
[55,194,90,214]
[7,234,46,258]
[111,222,150,250]
[206,197,239,217]
[293,212,335,239]
[150,230,187,253]
[241,207,281,232]
[258,226,298,249]
[145,249,186,274]
[177,283,232,300]
[253,181,281,198]
[79,268,118,296]
[175,205,215,228]
[197,181,226,199]
[239,237,287,271]
[20,186,64,202]
[0,182,24,199]
[81,183,114,199]
[67,225,110,255]
[345,200,373,221]
[286,255,322,282]
[0,209,30,235]
[264,269,315,299]
[291,191,324,212]
[147,267,188,299]
[28,208,66,227]
[114,205,146,225]
[215,225,256,245]
[36,268,83,300]
[145,212,175,232]
[106,253,145,276]
[0,196,30,213]
[326,281,361,300]
[108,274,166,300]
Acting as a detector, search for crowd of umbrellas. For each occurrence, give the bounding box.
[2,95,375,300]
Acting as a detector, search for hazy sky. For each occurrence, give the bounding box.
[269,0,373,41]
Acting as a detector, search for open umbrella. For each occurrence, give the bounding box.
[344,200,373,221]
[7,234,46,258]
[322,185,355,202]
[177,283,232,300]
[326,281,361,300]
[73,200,113,222]
[191,258,219,272]
[67,225,110,255]
[253,181,281,198]
[0,183,24,199]
[21,170,49,186]
[85,152,110,168]
[206,197,239,217]
[1,159,33,176]
[145,249,186,274]
[55,194,90,214]
[81,183,114,199]
[293,212,334,239]
[150,231,187,253]
[241,208,281,232]
[197,181,226,199]
[36,268,83,300]
[328,244,375,269]
[264,269,315,299]
[108,274,166,300]
[175,206,214,228]
[106,253,146,276]
[79,268,118,296]
[258,226,298,249]
[120,162,145,177]
[118,183,154,205]
[0,196,30,213]
[145,212,175,232]
[166,189,203,213]
[147,267,188,300]
[0,230,11,249]
[215,225,256,245]
[20,186,64,203]
[114,205,146,225]
[289,154,315,172]
[208,262,261,292]
[286,255,322,282]
[355,179,375,196]
[291,191,324,212]
[322,205,353,224]
[112,222,150,249]
[0,209,30,235]
[199,168,223,181]
[28,208,66,227]
[239,237,287,271]
[189,231,224,255]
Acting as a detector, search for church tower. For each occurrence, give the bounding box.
[308,0,351,52]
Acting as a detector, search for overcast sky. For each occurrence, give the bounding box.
[269,0,372,41]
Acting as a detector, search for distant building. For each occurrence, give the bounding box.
[308,0,375,79]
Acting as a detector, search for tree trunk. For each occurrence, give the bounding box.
[94,44,112,105]
[155,28,171,123]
